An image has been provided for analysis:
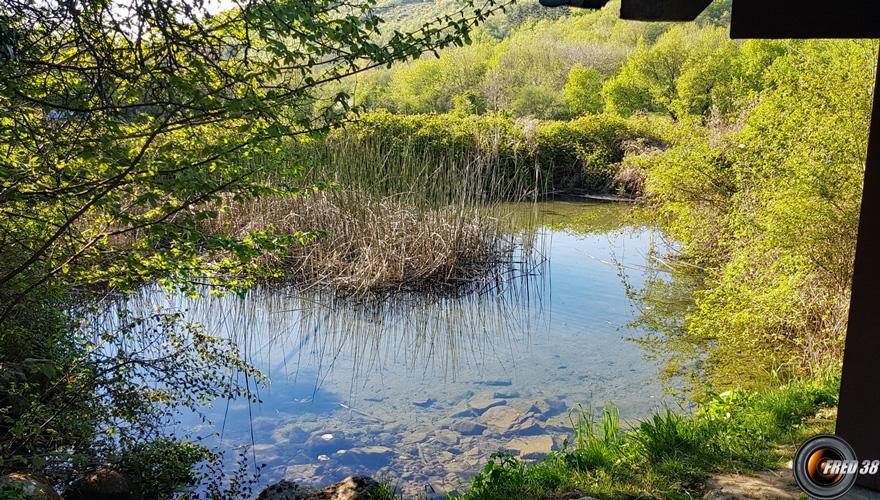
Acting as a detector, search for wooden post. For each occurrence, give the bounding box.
[835,48,880,490]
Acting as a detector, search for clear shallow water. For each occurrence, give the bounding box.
[127,200,675,496]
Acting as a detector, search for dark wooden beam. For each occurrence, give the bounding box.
[731,1,880,39]
[538,0,609,9]
[836,49,880,491]
[620,0,712,21]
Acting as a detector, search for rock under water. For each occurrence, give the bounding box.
[257,475,380,500]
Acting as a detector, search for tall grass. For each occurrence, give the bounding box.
[215,190,519,294]
[213,132,543,294]
[302,132,543,207]
[565,403,623,471]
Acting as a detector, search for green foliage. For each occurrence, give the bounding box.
[673,28,741,116]
[451,92,487,115]
[565,65,604,116]
[382,43,494,113]
[602,27,695,117]
[366,482,399,500]
[457,375,839,499]
[600,72,656,117]
[114,439,213,499]
[565,403,623,471]
[639,39,873,387]
[0,0,504,489]
[468,452,529,498]
[508,85,569,119]
[535,114,651,190]
[335,111,657,193]
[600,26,787,120]
[0,0,506,310]
[1,309,264,473]
[351,0,739,118]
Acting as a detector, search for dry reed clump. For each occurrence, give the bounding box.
[215,190,509,294]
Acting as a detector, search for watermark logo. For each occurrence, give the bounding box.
[793,434,859,499]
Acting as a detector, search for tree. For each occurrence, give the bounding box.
[641,39,875,387]
[601,67,655,117]
[509,85,569,119]
[0,0,503,481]
[0,0,503,322]
[602,27,697,117]
[565,65,604,115]
[673,27,741,117]
[383,43,493,113]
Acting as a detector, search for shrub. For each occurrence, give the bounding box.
[113,440,213,499]
[565,65,605,116]
[639,39,872,387]
[335,111,658,194]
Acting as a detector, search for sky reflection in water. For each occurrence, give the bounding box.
[126,200,675,496]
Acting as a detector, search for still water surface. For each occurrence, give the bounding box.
[135,200,675,496]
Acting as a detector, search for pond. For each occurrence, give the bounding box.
[127,200,678,497]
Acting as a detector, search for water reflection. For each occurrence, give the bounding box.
[103,200,679,496]
[130,242,545,390]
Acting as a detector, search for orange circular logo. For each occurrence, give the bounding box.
[793,435,858,499]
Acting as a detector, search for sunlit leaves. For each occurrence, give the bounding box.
[0,0,507,316]
[639,39,875,387]
[0,0,506,480]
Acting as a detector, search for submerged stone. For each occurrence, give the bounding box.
[493,391,521,399]
[505,435,554,460]
[272,423,310,444]
[305,432,352,456]
[480,405,528,434]
[467,393,506,414]
[334,446,394,467]
[412,398,435,408]
[478,379,513,387]
[283,464,320,481]
[509,416,545,436]
[257,475,380,500]
[448,420,486,436]
[432,429,460,446]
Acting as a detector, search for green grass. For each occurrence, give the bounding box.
[453,373,840,499]
[368,482,399,500]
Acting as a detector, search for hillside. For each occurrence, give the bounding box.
[373,0,569,36]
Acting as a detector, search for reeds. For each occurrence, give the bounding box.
[212,131,541,294]
[218,190,515,294]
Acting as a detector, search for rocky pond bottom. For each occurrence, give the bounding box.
[245,384,620,497]
[131,201,677,497]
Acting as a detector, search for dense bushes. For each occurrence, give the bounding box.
[329,111,661,194]
[638,39,874,387]
[349,0,735,120]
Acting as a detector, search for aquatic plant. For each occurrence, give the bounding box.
[210,133,545,295]
[216,190,515,294]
